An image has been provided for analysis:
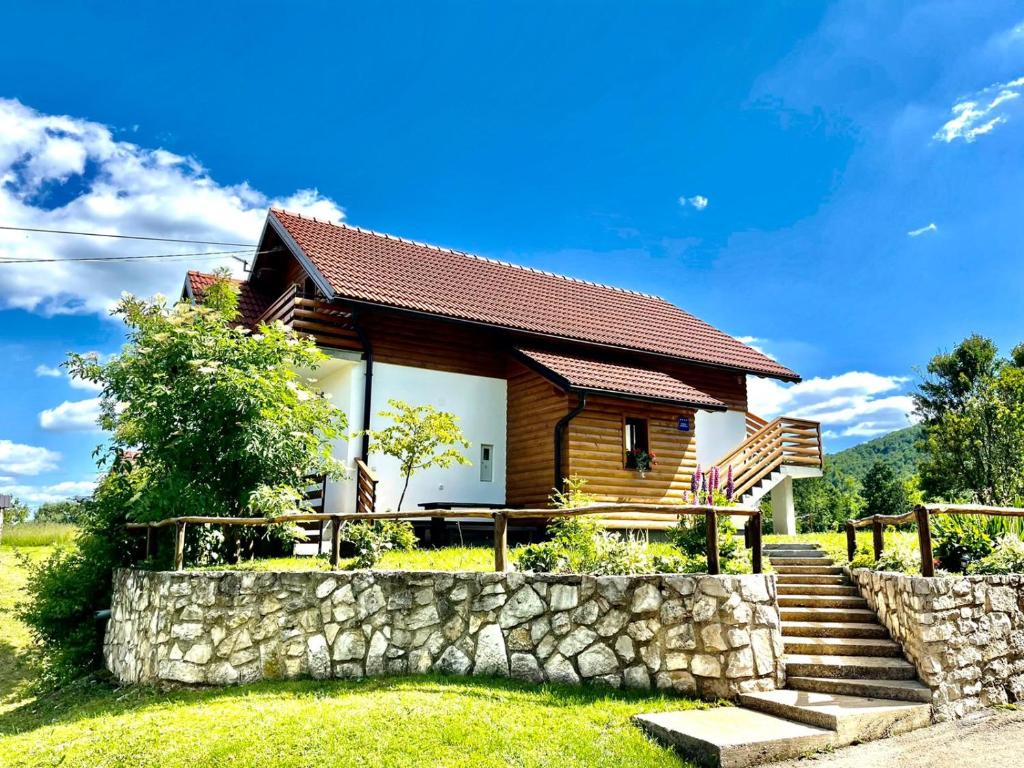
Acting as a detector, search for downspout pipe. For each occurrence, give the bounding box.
[351,311,373,460]
[553,392,587,493]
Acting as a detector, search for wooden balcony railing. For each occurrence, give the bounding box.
[745,412,768,436]
[257,285,361,350]
[355,458,378,516]
[713,415,823,500]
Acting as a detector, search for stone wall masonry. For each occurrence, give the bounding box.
[105,568,785,699]
[849,568,1024,720]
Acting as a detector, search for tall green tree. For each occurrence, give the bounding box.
[861,460,912,518]
[368,399,471,510]
[914,335,1024,505]
[34,498,87,525]
[793,461,864,531]
[69,272,347,529]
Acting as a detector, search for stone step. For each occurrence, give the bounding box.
[777,584,859,597]
[738,689,931,744]
[773,565,844,576]
[780,606,878,623]
[777,594,869,609]
[785,654,918,680]
[783,635,902,657]
[782,620,889,639]
[634,706,835,768]
[763,543,821,551]
[767,550,829,559]
[768,556,835,566]
[775,574,847,586]
[787,676,932,704]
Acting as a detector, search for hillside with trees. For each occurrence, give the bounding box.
[827,424,924,483]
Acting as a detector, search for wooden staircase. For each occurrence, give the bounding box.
[714,416,824,507]
[634,542,932,767]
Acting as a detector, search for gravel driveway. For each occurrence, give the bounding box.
[770,708,1024,768]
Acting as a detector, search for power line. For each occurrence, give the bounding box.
[0,224,256,247]
[0,247,282,265]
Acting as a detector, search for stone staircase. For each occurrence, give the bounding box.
[635,543,933,767]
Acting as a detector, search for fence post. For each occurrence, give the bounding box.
[174,521,186,571]
[846,522,856,563]
[494,512,509,572]
[706,509,720,575]
[916,506,935,577]
[751,512,762,574]
[872,518,883,562]
[145,524,153,560]
[330,516,341,568]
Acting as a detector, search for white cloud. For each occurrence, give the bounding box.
[748,371,916,440]
[0,439,60,475]
[0,98,345,317]
[0,479,96,507]
[934,75,1024,143]
[907,222,937,237]
[34,363,62,378]
[679,194,709,210]
[38,397,102,432]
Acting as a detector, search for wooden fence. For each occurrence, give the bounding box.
[846,502,1024,577]
[126,503,763,575]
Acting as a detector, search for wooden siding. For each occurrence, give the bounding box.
[362,309,507,379]
[659,360,747,411]
[566,395,697,503]
[506,362,569,506]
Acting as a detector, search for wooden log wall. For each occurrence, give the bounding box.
[565,395,698,503]
[505,362,570,506]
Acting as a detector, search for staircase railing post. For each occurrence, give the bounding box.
[915,505,935,577]
[174,521,186,571]
[846,521,856,563]
[872,518,884,562]
[330,516,341,568]
[705,508,720,575]
[751,512,762,574]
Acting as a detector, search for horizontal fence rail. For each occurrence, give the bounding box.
[846,503,1024,577]
[126,503,763,575]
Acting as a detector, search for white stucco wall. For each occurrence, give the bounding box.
[367,363,507,511]
[694,409,747,468]
[320,359,508,513]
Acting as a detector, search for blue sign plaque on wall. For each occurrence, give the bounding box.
[677,416,690,432]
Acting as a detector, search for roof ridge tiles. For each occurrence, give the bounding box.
[269,208,665,301]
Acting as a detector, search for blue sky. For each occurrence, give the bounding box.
[1,1,1023,506]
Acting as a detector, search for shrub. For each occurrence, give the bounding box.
[932,514,1003,572]
[19,472,139,683]
[343,520,416,568]
[668,515,739,561]
[873,543,920,574]
[967,535,1024,575]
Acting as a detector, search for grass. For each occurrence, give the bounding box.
[0,542,703,767]
[0,523,78,548]
[0,546,52,714]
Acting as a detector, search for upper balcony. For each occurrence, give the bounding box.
[256,285,361,350]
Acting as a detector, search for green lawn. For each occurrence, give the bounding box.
[0,543,702,767]
[0,523,78,548]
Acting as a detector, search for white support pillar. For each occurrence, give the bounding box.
[771,476,797,535]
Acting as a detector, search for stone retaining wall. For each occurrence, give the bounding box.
[105,568,785,699]
[849,568,1024,720]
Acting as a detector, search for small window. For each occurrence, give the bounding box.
[480,444,494,482]
[624,417,649,469]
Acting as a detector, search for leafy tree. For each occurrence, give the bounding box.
[861,460,912,519]
[793,462,864,532]
[0,496,30,543]
[914,335,1024,505]
[368,399,471,510]
[21,274,349,680]
[34,498,87,525]
[69,272,346,543]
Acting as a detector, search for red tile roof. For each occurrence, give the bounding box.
[267,209,799,380]
[516,347,725,408]
[184,271,272,327]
